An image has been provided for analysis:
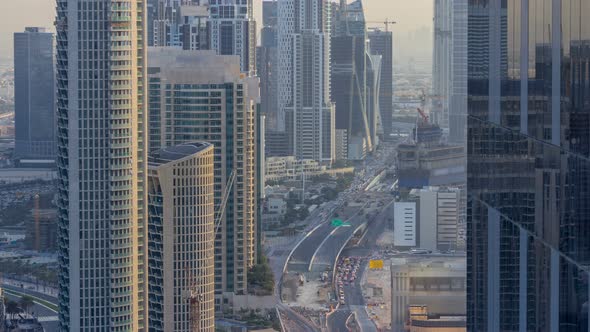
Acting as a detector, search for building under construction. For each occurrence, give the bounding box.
[397,109,465,189]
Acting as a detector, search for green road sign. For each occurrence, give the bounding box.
[331,219,351,227]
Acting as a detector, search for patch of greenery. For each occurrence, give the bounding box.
[247,254,275,295]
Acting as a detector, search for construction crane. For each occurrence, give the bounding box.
[34,193,40,251]
[416,108,429,124]
[366,19,396,32]
[184,266,203,332]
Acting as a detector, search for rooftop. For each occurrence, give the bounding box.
[148,142,211,166]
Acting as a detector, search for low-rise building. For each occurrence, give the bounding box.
[391,257,466,331]
[265,156,326,181]
[408,305,466,332]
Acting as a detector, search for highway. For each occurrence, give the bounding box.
[2,284,59,331]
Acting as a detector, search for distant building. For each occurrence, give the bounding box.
[148,142,215,332]
[368,29,394,140]
[209,0,256,74]
[148,49,259,306]
[151,2,210,50]
[265,156,325,181]
[265,131,290,157]
[278,0,335,164]
[393,202,416,247]
[25,208,58,252]
[13,27,55,163]
[334,129,348,161]
[432,0,467,142]
[257,1,280,131]
[391,258,466,331]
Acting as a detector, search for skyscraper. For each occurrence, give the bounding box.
[209,0,256,74]
[257,0,279,131]
[56,0,148,330]
[368,28,393,140]
[467,1,590,330]
[432,0,467,142]
[448,0,467,143]
[432,0,452,128]
[13,27,55,162]
[148,142,215,332]
[331,0,374,159]
[147,48,258,308]
[278,0,335,164]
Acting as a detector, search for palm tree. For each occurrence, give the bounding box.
[5,299,20,320]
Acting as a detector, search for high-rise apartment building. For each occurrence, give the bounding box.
[14,27,55,161]
[368,29,394,140]
[150,0,210,50]
[278,0,335,164]
[209,0,256,74]
[147,48,258,308]
[148,142,215,332]
[467,1,590,330]
[56,0,149,330]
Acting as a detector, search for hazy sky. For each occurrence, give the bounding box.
[0,0,433,60]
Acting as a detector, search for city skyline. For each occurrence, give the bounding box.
[0,0,434,62]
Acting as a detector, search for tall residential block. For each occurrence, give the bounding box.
[278,0,335,164]
[368,29,393,140]
[467,1,590,330]
[150,1,210,50]
[56,0,149,330]
[209,0,256,74]
[148,143,215,332]
[147,48,258,307]
[14,27,55,161]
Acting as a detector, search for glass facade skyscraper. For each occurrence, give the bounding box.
[13,27,55,161]
[467,0,590,330]
[56,0,148,330]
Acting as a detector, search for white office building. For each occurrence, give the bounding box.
[278,0,335,164]
[393,202,416,247]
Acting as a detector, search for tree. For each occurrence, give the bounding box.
[5,299,20,320]
[19,295,34,314]
[247,254,275,295]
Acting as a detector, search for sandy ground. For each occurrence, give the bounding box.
[362,264,391,330]
[360,229,393,330]
[282,273,331,311]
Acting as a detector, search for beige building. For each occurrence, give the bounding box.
[148,48,259,307]
[148,143,215,332]
[408,305,466,332]
[391,257,466,331]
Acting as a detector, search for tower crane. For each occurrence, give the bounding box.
[366,19,397,31]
